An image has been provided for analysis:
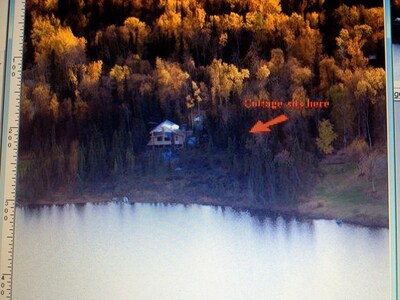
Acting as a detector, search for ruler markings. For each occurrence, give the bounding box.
[0,0,25,299]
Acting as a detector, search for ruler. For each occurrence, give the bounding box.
[0,0,25,299]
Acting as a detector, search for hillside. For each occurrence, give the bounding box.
[17,0,388,227]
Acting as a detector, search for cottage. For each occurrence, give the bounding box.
[147,120,192,148]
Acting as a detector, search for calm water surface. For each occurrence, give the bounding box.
[13,203,389,300]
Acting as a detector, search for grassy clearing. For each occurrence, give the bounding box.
[303,154,388,226]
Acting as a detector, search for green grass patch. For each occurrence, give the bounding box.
[312,158,388,221]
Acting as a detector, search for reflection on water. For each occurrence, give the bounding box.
[13,203,389,300]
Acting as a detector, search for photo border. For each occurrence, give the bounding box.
[384,0,398,298]
[0,0,397,298]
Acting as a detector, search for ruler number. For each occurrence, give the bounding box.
[0,279,3,296]
[3,205,9,221]
[7,128,13,148]
[11,64,16,77]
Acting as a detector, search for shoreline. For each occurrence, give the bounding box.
[17,193,389,229]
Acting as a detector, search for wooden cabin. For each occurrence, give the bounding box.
[147,120,192,148]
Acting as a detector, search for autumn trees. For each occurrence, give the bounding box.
[19,0,386,203]
[318,5,386,151]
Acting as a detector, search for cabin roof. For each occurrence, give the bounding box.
[150,120,179,133]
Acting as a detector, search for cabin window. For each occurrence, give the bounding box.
[157,137,162,142]
[164,137,171,141]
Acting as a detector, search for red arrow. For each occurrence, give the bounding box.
[249,114,289,133]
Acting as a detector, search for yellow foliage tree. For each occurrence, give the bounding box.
[157,11,182,39]
[156,57,190,103]
[31,15,86,93]
[336,25,372,69]
[248,0,281,14]
[208,59,250,106]
[256,65,270,81]
[33,18,86,68]
[109,64,131,97]
[123,17,151,55]
[31,83,59,120]
[316,119,337,155]
[280,13,322,66]
[79,60,103,100]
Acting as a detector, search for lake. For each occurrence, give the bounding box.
[12,203,389,300]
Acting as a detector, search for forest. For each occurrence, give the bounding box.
[18,0,387,209]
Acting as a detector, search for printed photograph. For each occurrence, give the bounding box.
[13,0,389,299]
